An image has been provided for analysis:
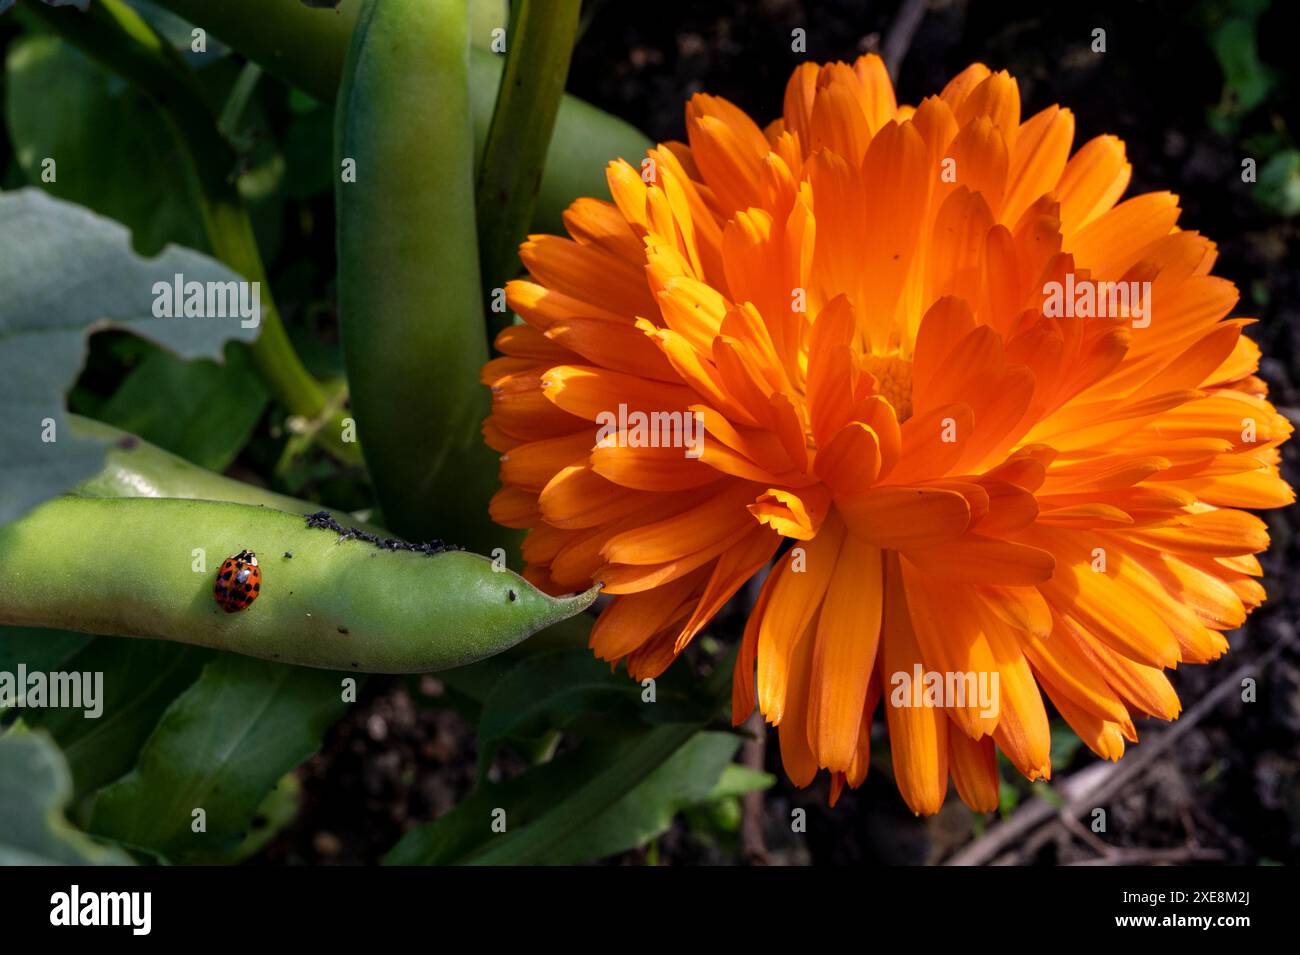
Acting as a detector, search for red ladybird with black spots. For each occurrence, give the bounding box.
[214,550,261,613]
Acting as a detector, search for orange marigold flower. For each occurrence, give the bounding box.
[482,57,1294,814]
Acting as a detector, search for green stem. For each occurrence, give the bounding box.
[476,0,582,323]
[24,0,360,465]
[201,200,358,464]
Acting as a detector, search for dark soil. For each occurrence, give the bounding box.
[257,676,478,865]
[266,0,1300,865]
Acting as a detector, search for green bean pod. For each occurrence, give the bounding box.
[0,497,596,673]
[69,414,346,520]
[335,0,499,548]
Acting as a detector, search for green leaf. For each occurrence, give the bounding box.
[215,61,263,141]
[0,633,209,799]
[87,655,349,863]
[387,722,746,865]
[96,341,268,471]
[0,626,92,677]
[1256,149,1300,218]
[430,612,593,719]
[0,729,132,865]
[535,731,744,864]
[209,773,301,864]
[281,101,334,200]
[1030,780,1066,810]
[0,188,260,527]
[4,34,207,255]
[1210,16,1273,116]
[1048,719,1084,773]
[997,779,1019,818]
[474,647,640,775]
[434,605,709,723]
[123,0,224,56]
[708,762,775,800]
[1,1,90,20]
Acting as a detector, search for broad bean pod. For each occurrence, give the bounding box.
[335,0,496,547]
[0,497,596,673]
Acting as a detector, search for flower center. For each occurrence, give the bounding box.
[859,352,914,423]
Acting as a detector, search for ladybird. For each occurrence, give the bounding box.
[214,549,262,613]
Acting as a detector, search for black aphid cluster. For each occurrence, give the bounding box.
[304,511,461,556]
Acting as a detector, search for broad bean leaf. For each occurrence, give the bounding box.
[0,631,209,800]
[96,341,268,472]
[0,188,259,526]
[386,725,760,865]
[0,729,132,865]
[474,647,641,775]
[88,655,349,863]
[5,34,207,254]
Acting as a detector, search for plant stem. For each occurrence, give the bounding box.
[476,0,582,327]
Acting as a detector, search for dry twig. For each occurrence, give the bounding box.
[946,620,1297,865]
[739,710,770,865]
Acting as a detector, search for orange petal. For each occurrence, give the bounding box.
[880,554,950,815]
[749,485,832,540]
[808,537,883,771]
[947,726,1000,812]
[756,519,846,722]
[837,486,971,548]
[903,535,1054,585]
